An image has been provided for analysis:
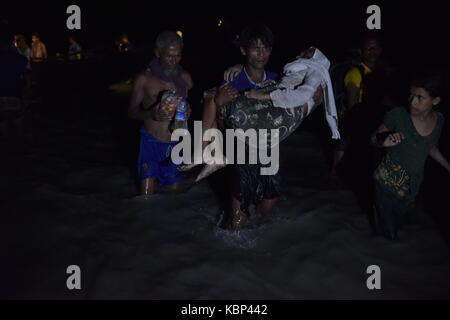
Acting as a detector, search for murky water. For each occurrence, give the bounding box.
[1,99,450,300]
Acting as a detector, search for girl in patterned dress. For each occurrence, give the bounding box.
[371,70,450,240]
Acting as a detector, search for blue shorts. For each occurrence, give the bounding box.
[137,127,182,186]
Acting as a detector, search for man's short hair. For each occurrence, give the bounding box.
[239,24,274,49]
[360,31,383,48]
[155,31,183,50]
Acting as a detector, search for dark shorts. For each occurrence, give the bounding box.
[231,163,282,215]
[137,127,182,186]
[0,97,25,122]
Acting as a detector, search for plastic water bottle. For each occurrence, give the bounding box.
[174,99,189,135]
[161,90,180,121]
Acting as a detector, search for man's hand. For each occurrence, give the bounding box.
[245,89,270,100]
[224,64,243,82]
[214,84,239,108]
[158,97,178,120]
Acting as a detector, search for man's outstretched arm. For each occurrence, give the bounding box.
[181,71,194,91]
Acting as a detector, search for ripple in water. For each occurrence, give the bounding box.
[213,227,258,249]
[207,211,260,249]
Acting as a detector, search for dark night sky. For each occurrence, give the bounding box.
[1,1,448,63]
[1,1,447,104]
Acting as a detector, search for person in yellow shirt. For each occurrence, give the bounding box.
[344,61,374,106]
[331,34,383,176]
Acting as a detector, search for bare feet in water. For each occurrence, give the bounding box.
[230,210,248,230]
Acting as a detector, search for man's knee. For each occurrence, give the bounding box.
[257,198,278,216]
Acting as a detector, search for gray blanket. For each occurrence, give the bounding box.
[218,80,306,146]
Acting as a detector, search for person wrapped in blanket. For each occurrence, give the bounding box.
[192,47,340,181]
[370,70,450,241]
[186,43,339,229]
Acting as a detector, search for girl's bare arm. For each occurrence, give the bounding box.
[429,146,450,172]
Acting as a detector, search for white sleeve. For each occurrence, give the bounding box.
[270,85,316,109]
[270,69,322,109]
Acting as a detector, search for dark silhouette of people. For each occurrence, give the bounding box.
[0,31,29,138]
[30,33,47,63]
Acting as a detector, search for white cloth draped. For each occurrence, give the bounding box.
[269,48,340,139]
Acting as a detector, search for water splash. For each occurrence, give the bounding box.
[213,227,258,249]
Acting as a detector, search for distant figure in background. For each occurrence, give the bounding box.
[116,33,135,53]
[30,33,47,63]
[29,33,47,100]
[331,32,391,176]
[371,70,450,241]
[67,35,82,61]
[0,31,29,138]
[128,31,193,195]
[13,34,32,89]
[14,34,31,63]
